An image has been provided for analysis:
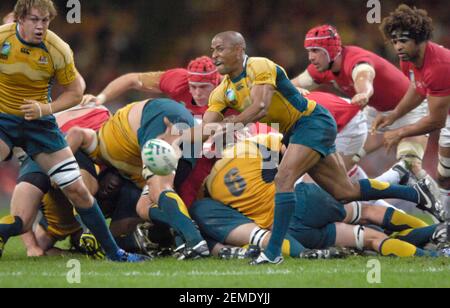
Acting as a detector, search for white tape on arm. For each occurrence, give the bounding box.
[351,63,376,83]
[295,70,318,89]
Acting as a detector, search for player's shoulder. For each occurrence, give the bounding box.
[425,42,450,65]
[160,68,188,88]
[247,57,276,68]
[210,77,228,98]
[162,68,188,78]
[0,23,16,40]
[246,57,279,78]
[43,29,73,59]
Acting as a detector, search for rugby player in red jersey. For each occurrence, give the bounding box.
[374,4,450,229]
[292,25,433,190]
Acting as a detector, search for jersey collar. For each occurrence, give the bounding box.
[231,55,249,83]
[15,24,48,52]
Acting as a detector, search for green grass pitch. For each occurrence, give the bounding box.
[1,234,449,288]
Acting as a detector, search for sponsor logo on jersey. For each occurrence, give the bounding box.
[38,56,48,65]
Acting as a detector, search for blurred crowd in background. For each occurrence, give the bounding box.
[0,0,448,203]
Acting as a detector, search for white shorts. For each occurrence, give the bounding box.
[336,111,368,156]
[366,101,429,132]
[439,115,450,148]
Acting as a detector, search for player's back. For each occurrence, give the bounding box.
[97,102,144,187]
[206,134,282,229]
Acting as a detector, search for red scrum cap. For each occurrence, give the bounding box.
[304,25,342,63]
[187,56,220,86]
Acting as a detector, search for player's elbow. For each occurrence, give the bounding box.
[428,116,446,131]
[125,73,142,89]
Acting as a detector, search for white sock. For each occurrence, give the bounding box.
[375,168,401,185]
[372,199,405,212]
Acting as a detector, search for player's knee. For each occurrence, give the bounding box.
[274,171,296,192]
[345,201,363,225]
[48,158,82,190]
[332,182,361,202]
[63,181,93,207]
[396,140,425,166]
[352,225,366,251]
[249,226,271,249]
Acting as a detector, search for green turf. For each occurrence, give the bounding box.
[1,208,449,288]
[1,235,449,288]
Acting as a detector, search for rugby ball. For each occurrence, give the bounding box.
[141,139,179,176]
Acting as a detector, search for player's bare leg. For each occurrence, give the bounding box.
[33,148,149,262]
[255,144,320,264]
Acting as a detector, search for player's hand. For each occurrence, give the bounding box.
[81,94,105,106]
[383,130,402,153]
[370,114,395,134]
[20,99,51,120]
[158,117,182,146]
[296,87,310,96]
[351,93,370,108]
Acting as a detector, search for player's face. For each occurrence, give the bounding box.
[189,83,215,106]
[391,38,419,62]
[18,8,50,44]
[308,48,329,72]
[211,37,242,77]
[97,171,123,201]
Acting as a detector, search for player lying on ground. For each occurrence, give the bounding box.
[190,133,449,258]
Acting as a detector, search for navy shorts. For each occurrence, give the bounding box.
[288,183,347,249]
[0,113,67,157]
[284,104,337,157]
[137,98,197,165]
[190,198,253,243]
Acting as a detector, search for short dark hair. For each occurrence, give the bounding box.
[380,4,433,43]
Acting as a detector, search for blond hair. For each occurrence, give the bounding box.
[14,0,57,21]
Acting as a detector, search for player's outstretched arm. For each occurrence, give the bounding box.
[65,127,97,155]
[291,70,319,91]
[81,72,164,106]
